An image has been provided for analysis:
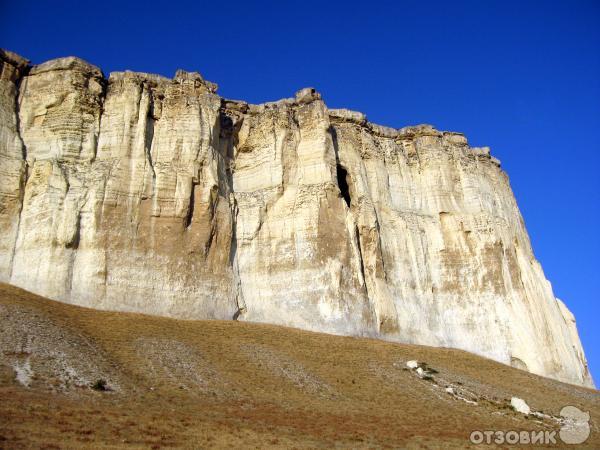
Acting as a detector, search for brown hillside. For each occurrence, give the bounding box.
[0,283,598,449]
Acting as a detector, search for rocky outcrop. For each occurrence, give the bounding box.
[0,50,28,281]
[0,49,593,388]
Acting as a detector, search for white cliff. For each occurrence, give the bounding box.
[0,50,593,388]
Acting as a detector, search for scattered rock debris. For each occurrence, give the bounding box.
[398,359,565,419]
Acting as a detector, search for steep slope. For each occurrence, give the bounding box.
[0,283,598,448]
[0,49,593,388]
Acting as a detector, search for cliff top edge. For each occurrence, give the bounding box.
[2,49,495,152]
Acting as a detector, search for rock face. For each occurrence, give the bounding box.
[0,49,593,388]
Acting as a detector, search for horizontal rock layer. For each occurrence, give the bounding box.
[0,49,593,387]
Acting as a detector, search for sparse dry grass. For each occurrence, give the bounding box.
[0,282,598,449]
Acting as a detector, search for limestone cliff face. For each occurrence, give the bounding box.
[0,50,593,388]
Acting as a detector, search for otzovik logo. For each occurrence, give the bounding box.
[469,405,591,445]
[559,405,591,445]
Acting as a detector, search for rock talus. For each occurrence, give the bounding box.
[0,50,593,388]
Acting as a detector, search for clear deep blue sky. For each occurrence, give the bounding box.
[2,0,599,383]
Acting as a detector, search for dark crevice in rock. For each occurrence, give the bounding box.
[217,105,246,319]
[228,200,238,268]
[330,126,352,208]
[14,64,30,162]
[144,90,157,210]
[145,100,156,179]
[66,213,81,300]
[184,182,196,228]
[229,200,246,320]
[355,225,368,295]
[91,75,108,163]
[203,186,219,256]
[337,164,351,208]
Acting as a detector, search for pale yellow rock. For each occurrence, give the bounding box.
[0,50,29,280]
[0,50,593,388]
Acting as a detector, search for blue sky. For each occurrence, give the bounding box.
[2,0,599,383]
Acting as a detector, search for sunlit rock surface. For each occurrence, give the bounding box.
[0,49,593,388]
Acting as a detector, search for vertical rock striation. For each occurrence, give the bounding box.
[0,50,28,280]
[0,50,593,388]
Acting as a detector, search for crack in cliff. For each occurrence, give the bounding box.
[203,186,220,257]
[218,105,247,319]
[354,225,368,292]
[91,75,108,162]
[7,61,31,281]
[184,182,196,228]
[337,164,351,207]
[145,92,157,180]
[330,125,376,319]
[330,126,347,203]
[143,93,158,220]
[66,212,82,301]
[15,65,30,162]
[229,197,246,320]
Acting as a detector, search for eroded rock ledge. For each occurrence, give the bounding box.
[0,49,593,388]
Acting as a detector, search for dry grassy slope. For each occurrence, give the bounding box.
[0,283,598,449]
